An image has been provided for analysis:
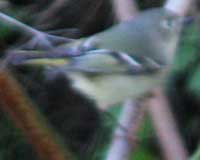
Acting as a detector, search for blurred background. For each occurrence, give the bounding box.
[0,0,200,160]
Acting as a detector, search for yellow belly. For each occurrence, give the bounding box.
[68,68,169,109]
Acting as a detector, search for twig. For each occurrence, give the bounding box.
[5,47,82,65]
[106,100,144,160]
[0,12,73,50]
[0,67,73,160]
[0,12,38,36]
[147,89,188,160]
[111,0,138,22]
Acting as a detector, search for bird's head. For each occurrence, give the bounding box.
[158,9,183,41]
[134,8,184,64]
[138,8,182,42]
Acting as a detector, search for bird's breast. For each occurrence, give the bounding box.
[67,68,169,109]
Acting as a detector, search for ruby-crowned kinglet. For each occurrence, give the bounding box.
[58,7,183,108]
[8,7,184,109]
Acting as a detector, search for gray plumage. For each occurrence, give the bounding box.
[60,8,183,108]
[15,8,183,108]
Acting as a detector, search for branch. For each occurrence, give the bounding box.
[0,12,73,50]
[0,67,73,160]
[5,46,83,66]
[164,0,194,15]
[111,0,138,22]
[106,100,144,160]
[0,12,38,36]
[147,89,188,160]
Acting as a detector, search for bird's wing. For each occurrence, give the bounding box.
[6,48,165,75]
[65,49,165,75]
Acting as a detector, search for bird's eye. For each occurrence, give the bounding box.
[161,19,175,29]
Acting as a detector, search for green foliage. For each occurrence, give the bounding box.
[131,116,159,160]
[190,145,200,160]
[0,22,13,40]
[168,21,200,156]
[172,24,199,72]
[172,22,200,96]
[188,65,200,95]
[131,147,157,160]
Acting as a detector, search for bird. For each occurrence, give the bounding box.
[7,7,184,109]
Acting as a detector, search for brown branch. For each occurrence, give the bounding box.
[0,67,73,160]
[147,89,188,160]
